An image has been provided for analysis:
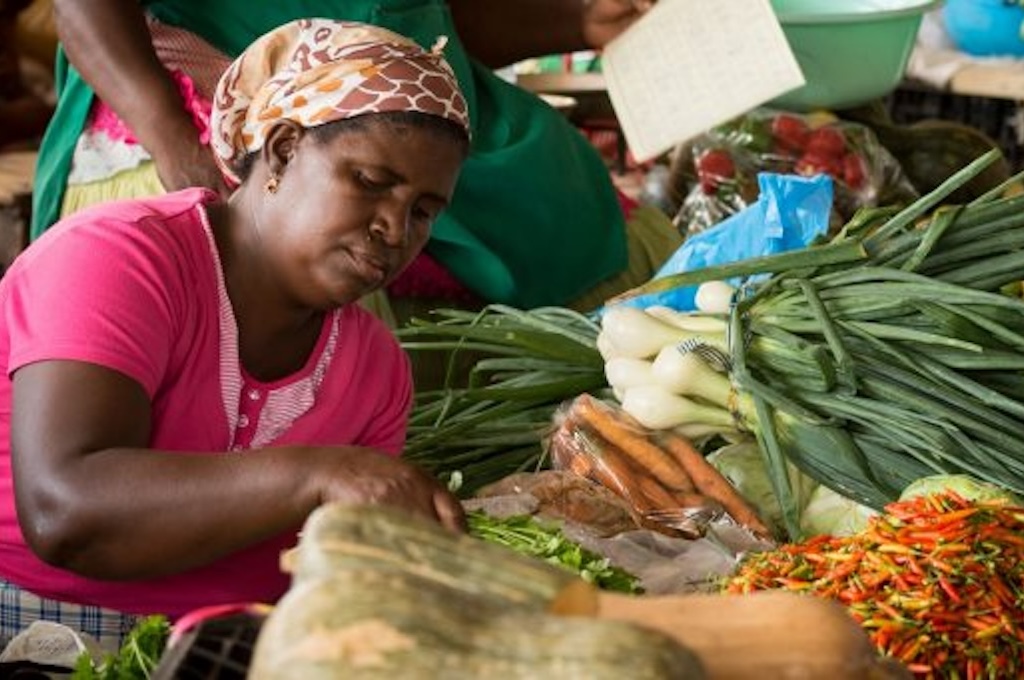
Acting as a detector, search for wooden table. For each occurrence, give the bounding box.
[947,60,1024,102]
[515,72,613,119]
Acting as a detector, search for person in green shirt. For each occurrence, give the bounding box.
[35,0,680,311]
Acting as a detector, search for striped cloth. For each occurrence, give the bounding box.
[0,578,140,654]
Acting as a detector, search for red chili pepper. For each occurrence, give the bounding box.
[937,575,962,604]
[727,491,1024,677]
[804,126,846,158]
[985,529,1024,548]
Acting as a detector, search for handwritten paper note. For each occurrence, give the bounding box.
[602,0,805,162]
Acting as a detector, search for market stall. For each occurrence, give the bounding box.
[112,149,1024,678]
[8,1,1024,679]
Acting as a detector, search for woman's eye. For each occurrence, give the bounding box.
[356,171,390,191]
[412,206,438,226]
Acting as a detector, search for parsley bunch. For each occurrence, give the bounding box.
[467,510,642,594]
[71,615,169,680]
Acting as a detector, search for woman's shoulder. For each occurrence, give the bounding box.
[22,188,219,265]
[329,304,410,385]
[339,303,404,353]
[6,188,222,308]
[70,187,218,230]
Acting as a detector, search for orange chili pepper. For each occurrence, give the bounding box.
[904,663,933,674]
[898,635,928,663]
[727,491,1024,678]
[931,542,972,556]
[877,542,918,555]
[925,555,955,574]
[874,600,904,621]
[964,615,997,632]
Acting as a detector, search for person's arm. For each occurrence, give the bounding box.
[11,360,463,581]
[448,0,653,68]
[52,0,230,196]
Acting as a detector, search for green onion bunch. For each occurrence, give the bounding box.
[401,149,1024,543]
[621,149,1024,537]
[397,306,607,495]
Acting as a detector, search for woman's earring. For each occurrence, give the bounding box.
[264,175,280,194]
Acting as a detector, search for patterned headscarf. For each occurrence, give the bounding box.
[210,18,470,184]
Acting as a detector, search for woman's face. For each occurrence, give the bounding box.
[255,119,464,309]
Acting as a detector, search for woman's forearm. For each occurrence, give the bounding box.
[52,0,196,156]
[448,0,587,68]
[19,444,322,580]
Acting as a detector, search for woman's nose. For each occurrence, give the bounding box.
[369,210,409,247]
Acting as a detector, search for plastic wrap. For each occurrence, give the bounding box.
[470,470,639,537]
[668,108,919,239]
[468,475,777,595]
[545,393,778,542]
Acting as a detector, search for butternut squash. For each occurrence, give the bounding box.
[255,504,904,680]
[253,504,704,679]
[281,503,596,613]
[597,591,911,680]
[249,567,705,679]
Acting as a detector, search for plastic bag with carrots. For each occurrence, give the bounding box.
[667,107,919,239]
[548,393,775,541]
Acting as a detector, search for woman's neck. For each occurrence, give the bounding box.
[207,197,325,381]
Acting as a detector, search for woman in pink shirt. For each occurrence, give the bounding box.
[0,18,468,649]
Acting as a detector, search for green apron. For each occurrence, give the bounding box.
[30,0,627,308]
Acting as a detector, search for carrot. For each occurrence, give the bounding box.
[572,394,697,496]
[558,415,715,538]
[548,422,588,475]
[631,468,687,512]
[582,432,663,515]
[551,416,651,512]
[597,444,721,538]
[656,429,772,538]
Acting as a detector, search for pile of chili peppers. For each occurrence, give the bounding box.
[724,491,1024,679]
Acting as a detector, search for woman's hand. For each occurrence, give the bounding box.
[314,448,467,533]
[150,132,233,199]
[450,0,654,68]
[581,0,655,49]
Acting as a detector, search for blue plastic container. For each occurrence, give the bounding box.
[944,0,1024,57]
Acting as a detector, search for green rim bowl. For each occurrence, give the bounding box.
[769,0,945,112]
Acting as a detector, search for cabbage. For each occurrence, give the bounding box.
[798,484,878,538]
[706,439,817,537]
[798,475,1020,539]
[899,474,1021,505]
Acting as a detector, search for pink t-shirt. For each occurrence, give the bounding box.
[0,188,413,617]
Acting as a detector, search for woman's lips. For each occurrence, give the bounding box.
[346,248,389,285]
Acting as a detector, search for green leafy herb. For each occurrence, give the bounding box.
[467,510,642,594]
[71,615,170,680]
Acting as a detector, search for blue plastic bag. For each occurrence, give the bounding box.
[615,172,833,312]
